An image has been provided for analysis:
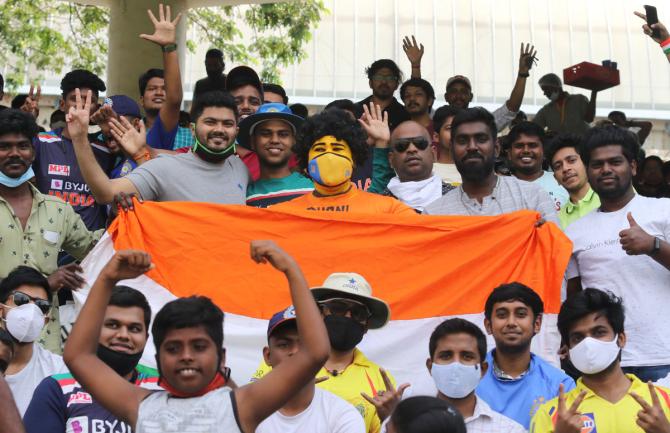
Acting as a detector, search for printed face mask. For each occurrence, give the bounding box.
[569,334,620,375]
[307,136,353,191]
[431,362,481,399]
[2,302,45,343]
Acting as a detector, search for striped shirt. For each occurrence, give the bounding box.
[466,397,527,433]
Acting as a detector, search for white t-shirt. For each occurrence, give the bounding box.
[5,343,66,415]
[256,388,366,433]
[432,163,462,186]
[566,195,670,367]
[533,171,569,213]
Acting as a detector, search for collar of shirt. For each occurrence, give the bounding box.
[459,175,501,203]
[574,373,646,401]
[0,182,46,207]
[465,396,496,423]
[490,349,531,381]
[351,348,375,368]
[565,187,596,215]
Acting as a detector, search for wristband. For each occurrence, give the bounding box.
[518,72,530,78]
[661,38,670,54]
[133,149,151,162]
[162,43,177,53]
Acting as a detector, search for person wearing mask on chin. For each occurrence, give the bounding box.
[532,73,597,135]
[365,318,525,433]
[273,104,415,216]
[1,267,66,416]
[252,273,395,433]
[531,288,670,433]
[23,286,160,433]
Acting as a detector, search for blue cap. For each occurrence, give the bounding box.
[237,103,304,150]
[105,95,141,118]
[267,305,296,337]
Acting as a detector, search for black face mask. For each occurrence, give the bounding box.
[97,344,143,376]
[324,315,365,352]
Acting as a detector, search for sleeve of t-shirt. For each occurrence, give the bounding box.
[532,107,547,128]
[146,114,178,151]
[561,375,576,392]
[23,377,67,433]
[492,103,517,131]
[332,398,367,433]
[369,148,394,194]
[529,400,556,433]
[566,254,580,280]
[124,157,168,201]
[577,94,590,119]
[534,187,560,226]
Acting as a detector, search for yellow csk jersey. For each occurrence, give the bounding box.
[250,348,395,433]
[530,374,670,433]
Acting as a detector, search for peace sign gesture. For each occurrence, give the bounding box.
[554,383,587,433]
[20,84,41,118]
[361,368,410,422]
[65,88,92,141]
[630,382,670,433]
[140,3,182,47]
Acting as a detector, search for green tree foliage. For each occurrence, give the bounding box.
[0,0,325,89]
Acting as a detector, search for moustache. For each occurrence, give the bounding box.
[4,158,26,167]
[207,132,229,141]
[461,153,484,162]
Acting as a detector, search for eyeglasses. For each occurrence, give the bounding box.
[318,298,372,323]
[10,291,51,315]
[392,137,430,153]
[372,74,398,83]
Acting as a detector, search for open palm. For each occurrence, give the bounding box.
[140,3,181,47]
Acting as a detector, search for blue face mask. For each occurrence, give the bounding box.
[0,166,35,188]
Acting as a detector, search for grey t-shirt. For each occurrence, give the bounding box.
[423,175,559,225]
[126,152,249,204]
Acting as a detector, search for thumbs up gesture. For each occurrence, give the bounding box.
[619,212,655,256]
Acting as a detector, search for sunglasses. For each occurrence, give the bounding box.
[318,298,372,323]
[392,137,430,153]
[11,291,51,315]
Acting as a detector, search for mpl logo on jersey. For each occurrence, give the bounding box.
[68,391,93,406]
[48,164,71,176]
[580,413,597,433]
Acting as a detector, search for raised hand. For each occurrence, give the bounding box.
[20,84,41,118]
[619,212,655,256]
[518,43,538,75]
[109,117,147,159]
[140,3,182,47]
[358,101,390,148]
[91,104,119,139]
[47,263,86,292]
[250,240,298,274]
[631,382,670,433]
[65,88,92,141]
[361,368,410,422]
[402,35,424,67]
[554,384,587,433]
[635,11,670,44]
[100,250,154,282]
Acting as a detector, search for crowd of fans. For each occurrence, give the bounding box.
[1,4,670,433]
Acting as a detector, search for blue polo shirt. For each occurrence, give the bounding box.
[476,350,575,429]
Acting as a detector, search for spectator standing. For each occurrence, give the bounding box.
[532,73,597,135]
[608,110,653,145]
[566,125,670,382]
[193,48,227,101]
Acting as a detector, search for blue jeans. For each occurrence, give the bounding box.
[622,364,670,383]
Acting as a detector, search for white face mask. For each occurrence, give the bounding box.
[2,303,45,343]
[431,362,481,399]
[548,91,560,102]
[569,334,620,375]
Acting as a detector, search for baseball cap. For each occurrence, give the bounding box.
[311,273,390,329]
[267,305,296,337]
[446,75,472,91]
[237,103,304,149]
[225,66,263,98]
[105,95,141,118]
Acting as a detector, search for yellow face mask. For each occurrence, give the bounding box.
[307,136,354,195]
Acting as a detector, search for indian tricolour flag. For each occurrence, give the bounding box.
[73,202,571,386]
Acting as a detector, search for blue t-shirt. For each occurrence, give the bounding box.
[476,350,575,428]
[23,366,159,433]
[145,115,180,151]
[33,129,114,231]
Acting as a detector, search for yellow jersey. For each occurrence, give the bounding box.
[250,348,394,433]
[530,374,670,433]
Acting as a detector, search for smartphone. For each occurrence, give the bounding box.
[645,5,661,39]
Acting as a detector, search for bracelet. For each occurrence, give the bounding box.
[661,38,670,55]
[133,149,151,162]
[411,64,420,68]
[162,43,177,53]
[518,72,530,78]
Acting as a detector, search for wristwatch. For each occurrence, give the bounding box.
[518,72,530,78]
[651,236,662,255]
[162,43,177,53]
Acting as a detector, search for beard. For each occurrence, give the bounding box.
[456,153,496,182]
